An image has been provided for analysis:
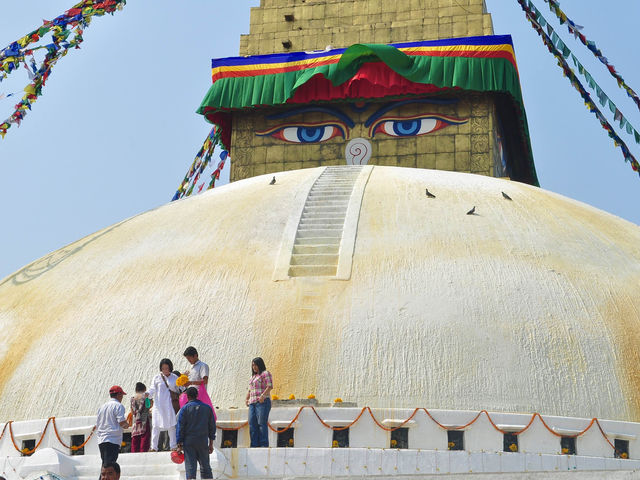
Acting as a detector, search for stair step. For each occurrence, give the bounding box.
[288,265,338,277]
[294,236,341,245]
[293,244,340,254]
[305,199,349,205]
[296,229,342,238]
[299,217,345,225]
[290,254,339,265]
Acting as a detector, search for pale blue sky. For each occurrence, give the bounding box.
[1,0,639,279]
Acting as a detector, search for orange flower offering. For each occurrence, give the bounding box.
[288,394,295,400]
[332,440,339,448]
[509,443,518,452]
[333,398,343,403]
[561,447,569,454]
[448,441,455,449]
[288,438,294,446]
[176,374,189,387]
[621,452,629,459]
[390,439,398,447]
[307,394,315,399]
[271,394,280,400]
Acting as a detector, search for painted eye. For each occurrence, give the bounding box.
[282,126,339,143]
[371,115,467,138]
[256,123,346,144]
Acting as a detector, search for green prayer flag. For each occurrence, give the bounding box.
[571,54,578,67]
[608,100,617,114]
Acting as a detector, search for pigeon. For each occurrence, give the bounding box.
[425,188,436,198]
[502,191,512,200]
[269,176,276,185]
[466,206,476,215]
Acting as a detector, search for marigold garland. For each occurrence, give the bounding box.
[0,406,627,458]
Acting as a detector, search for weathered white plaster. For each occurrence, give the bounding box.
[1,167,640,427]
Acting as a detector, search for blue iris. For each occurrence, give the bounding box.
[297,126,325,143]
[392,120,421,136]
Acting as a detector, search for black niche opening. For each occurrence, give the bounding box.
[447,430,464,451]
[222,429,238,448]
[390,428,408,449]
[560,436,576,455]
[71,434,85,456]
[332,428,349,448]
[277,428,294,447]
[615,439,629,459]
[120,432,131,454]
[21,439,35,457]
[503,433,518,453]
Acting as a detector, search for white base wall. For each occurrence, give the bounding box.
[2,448,640,480]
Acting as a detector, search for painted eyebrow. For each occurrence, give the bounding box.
[266,106,355,128]
[364,98,459,128]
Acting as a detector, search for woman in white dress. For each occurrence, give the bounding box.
[146,358,179,451]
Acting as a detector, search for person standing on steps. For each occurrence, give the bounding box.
[130,382,152,452]
[182,346,215,416]
[146,358,180,451]
[176,386,216,480]
[245,357,273,447]
[96,386,129,474]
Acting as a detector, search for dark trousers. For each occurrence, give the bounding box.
[248,398,271,447]
[184,441,212,480]
[98,442,120,479]
[99,441,120,465]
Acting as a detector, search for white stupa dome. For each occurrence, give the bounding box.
[1,166,639,423]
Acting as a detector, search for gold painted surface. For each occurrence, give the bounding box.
[1,167,640,422]
[230,96,493,182]
[241,0,494,55]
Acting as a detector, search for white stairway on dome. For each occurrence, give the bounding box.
[288,165,363,277]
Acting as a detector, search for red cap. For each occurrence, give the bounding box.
[109,385,126,395]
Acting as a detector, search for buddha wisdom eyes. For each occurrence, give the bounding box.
[256,101,469,144]
[370,114,467,138]
[256,122,347,144]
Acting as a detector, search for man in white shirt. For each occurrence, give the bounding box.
[183,346,209,387]
[96,386,129,469]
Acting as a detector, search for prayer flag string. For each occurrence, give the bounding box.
[0,0,127,139]
[524,1,640,148]
[540,0,640,113]
[171,126,230,201]
[517,0,640,176]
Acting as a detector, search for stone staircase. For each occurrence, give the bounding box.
[74,452,180,480]
[288,166,363,277]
